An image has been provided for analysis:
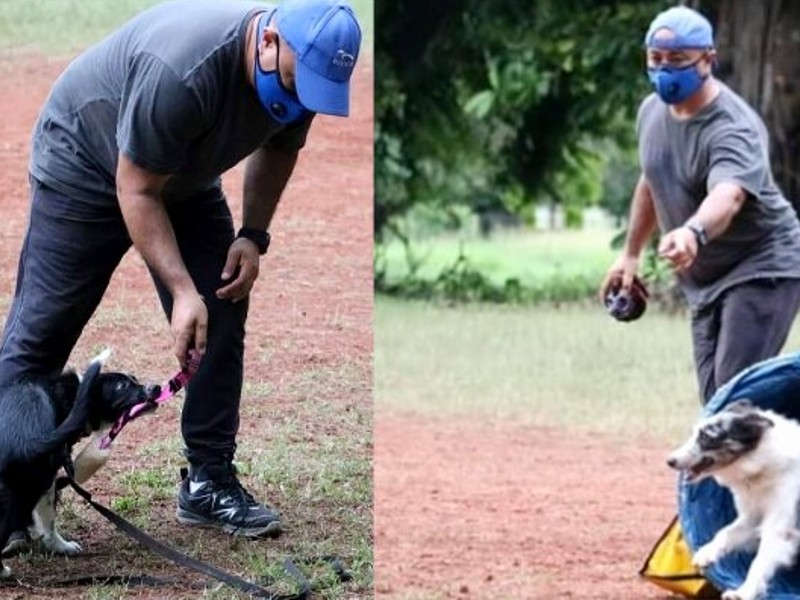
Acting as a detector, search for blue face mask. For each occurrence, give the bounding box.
[647,56,708,105]
[254,15,310,124]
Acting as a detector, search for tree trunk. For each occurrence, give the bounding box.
[701,0,800,212]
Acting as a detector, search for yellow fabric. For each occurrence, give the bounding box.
[639,516,719,598]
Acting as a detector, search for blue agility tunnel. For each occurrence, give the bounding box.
[678,352,800,598]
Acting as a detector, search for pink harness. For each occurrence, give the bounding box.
[99,352,202,450]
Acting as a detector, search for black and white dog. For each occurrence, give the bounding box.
[0,350,158,577]
[667,399,800,600]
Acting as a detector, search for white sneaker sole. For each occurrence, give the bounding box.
[176,509,283,538]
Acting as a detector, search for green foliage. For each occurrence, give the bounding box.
[376,232,611,304]
[375,225,691,310]
[378,257,601,304]
[378,227,619,300]
[375,0,669,240]
[600,141,641,224]
[609,222,673,284]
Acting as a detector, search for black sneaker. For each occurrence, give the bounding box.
[176,464,282,538]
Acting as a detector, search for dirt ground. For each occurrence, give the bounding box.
[374,412,688,600]
[0,51,372,598]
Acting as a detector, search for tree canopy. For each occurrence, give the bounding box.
[375,0,669,237]
[376,0,800,250]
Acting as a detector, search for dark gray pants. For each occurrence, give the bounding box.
[0,178,248,466]
[692,277,800,403]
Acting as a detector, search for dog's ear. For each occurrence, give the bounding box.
[726,399,755,414]
[80,359,103,390]
[729,410,774,447]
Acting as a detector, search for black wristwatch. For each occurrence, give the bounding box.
[686,222,709,247]
[236,227,271,255]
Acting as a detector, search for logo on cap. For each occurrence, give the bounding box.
[276,0,362,116]
[333,49,355,68]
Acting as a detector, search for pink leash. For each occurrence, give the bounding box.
[99,351,202,450]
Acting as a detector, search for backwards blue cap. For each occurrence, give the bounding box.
[644,6,714,50]
[277,0,361,117]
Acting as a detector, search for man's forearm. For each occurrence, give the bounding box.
[688,182,747,240]
[624,174,658,257]
[242,147,299,229]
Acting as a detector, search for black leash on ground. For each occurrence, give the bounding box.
[47,476,349,599]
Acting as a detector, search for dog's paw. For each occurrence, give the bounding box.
[43,536,82,555]
[722,588,759,600]
[0,564,11,579]
[59,539,82,555]
[692,543,720,569]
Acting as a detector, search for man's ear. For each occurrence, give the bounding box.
[261,27,279,49]
[704,49,717,72]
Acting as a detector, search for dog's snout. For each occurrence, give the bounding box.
[667,456,678,469]
[146,384,161,399]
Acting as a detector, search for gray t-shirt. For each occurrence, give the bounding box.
[30,0,313,205]
[637,82,800,310]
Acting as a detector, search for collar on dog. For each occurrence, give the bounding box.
[99,352,202,450]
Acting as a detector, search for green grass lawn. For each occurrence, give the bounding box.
[375,297,800,441]
[0,0,163,52]
[378,228,618,289]
[350,0,373,51]
[0,0,374,56]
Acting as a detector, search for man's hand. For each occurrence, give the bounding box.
[215,238,261,303]
[658,226,699,273]
[599,254,640,302]
[171,290,207,366]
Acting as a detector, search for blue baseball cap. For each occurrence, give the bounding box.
[276,0,361,117]
[644,6,714,50]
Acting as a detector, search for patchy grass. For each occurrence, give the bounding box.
[7,355,371,599]
[55,363,372,599]
[0,247,372,599]
[375,297,800,441]
[374,298,675,440]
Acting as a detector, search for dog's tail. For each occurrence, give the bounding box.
[24,351,108,460]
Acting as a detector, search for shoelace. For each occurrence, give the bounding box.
[215,468,260,509]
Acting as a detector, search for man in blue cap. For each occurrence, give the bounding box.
[600,6,800,403]
[0,0,361,541]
